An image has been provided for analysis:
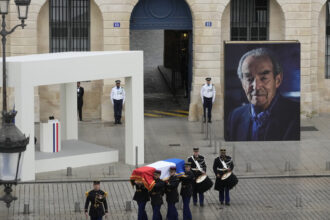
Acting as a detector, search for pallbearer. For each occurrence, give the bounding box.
[187,147,207,206]
[213,148,238,206]
[165,166,180,220]
[180,162,195,220]
[133,180,150,220]
[150,170,165,220]
[84,180,108,220]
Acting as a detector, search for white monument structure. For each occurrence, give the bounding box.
[0,51,144,181]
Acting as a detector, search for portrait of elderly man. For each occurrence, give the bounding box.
[226,48,300,141]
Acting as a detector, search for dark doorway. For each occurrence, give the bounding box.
[163,30,192,101]
[130,0,193,117]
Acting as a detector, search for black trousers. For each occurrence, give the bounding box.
[113,99,123,122]
[203,97,213,121]
[77,99,83,121]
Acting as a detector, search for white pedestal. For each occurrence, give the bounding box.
[40,120,61,153]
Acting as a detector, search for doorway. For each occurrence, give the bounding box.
[130,0,193,116]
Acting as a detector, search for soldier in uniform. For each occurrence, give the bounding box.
[133,180,150,220]
[213,148,235,206]
[165,167,180,220]
[111,80,125,124]
[200,77,216,123]
[149,170,165,220]
[180,162,195,220]
[187,147,207,206]
[84,180,108,220]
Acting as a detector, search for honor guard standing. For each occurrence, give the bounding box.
[150,170,165,220]
[111,80,125,124]
[133,180,150,220]
[77,82,84,121]
[165,167,180,220]
[187,147,207,206]
[84,180,108,220]
[200,77,216,123]
[180,162,195,220]
[213,149,237,206]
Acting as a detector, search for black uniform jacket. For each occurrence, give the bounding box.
[84,189,108,217]
[187,155,207,177]
[180,170,195,197]
[133,183,150,203]
[165,175,179,203]
[77,86,84,104]
[149,178,165,206]
[213,156,234,189]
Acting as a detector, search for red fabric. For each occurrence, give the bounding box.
[56,123,59,152]
[130,166,156,191]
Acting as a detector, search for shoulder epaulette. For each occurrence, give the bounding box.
[104,192,108,197]
[85,191,89,197]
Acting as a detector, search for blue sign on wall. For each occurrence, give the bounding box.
[205,21,212,27]
[114,22,120,28]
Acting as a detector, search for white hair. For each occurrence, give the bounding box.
[237,48,283,79]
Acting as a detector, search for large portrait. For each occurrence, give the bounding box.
[224,42,300,141]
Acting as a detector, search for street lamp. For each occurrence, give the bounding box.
[0,111,29,208]
[0,0,31,208]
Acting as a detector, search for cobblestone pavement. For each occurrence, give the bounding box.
[1,177,330,220]
[35,115,330,181]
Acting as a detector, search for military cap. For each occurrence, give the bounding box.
[184,162,191,166]
[193,147,199,152]
[93,180,101,185]
[205,77,211,81]
[115,80,121,83]
[169,166,176,171]
[154,170,161,175]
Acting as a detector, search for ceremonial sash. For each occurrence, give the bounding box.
[191,156,202,171]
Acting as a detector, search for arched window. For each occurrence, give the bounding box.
[230,0,269,40]
[49,0,90,52]
[326,1,330,78]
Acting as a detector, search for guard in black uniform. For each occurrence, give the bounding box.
[84,180,108,220]
[77,82,84,121]
[180,162,195,220]
[133,180,150,220]
[213,149,234,206]
[187,147,207,206]
[165,167,179,220]
[150,170,165,220]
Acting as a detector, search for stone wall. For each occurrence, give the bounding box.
[2,0,330,122]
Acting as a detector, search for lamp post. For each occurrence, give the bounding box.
[0,0,31,208]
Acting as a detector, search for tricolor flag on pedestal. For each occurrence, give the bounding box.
[130,158,185,191]
[52,120,60,153]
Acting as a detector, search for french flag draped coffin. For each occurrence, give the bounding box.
[130,158,185,191]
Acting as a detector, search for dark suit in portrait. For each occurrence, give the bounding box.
[227,94,300,141]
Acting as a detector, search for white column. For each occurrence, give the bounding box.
[14,74,35,181]
[60,83,78,140]
[125,74,144,165]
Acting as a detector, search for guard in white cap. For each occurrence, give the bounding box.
[200,77,216,123]
[111,80,125,124]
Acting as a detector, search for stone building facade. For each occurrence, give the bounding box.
[2,0,330,122]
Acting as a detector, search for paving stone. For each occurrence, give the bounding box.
[1,177,330,219]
